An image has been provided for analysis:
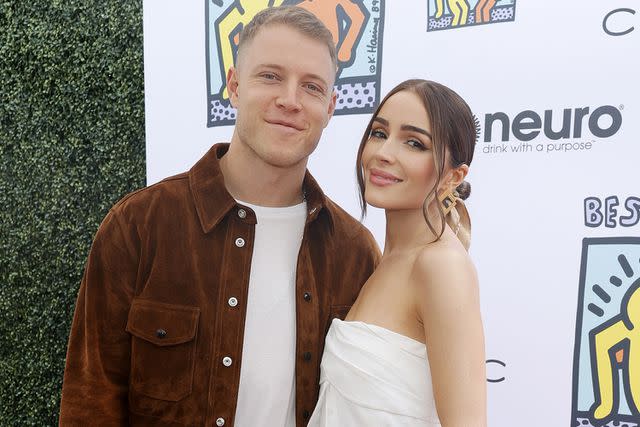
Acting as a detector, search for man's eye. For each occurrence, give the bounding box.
[261,73,278,80]
[305,83,321,92]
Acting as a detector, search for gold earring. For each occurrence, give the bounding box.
[438,189,459,215]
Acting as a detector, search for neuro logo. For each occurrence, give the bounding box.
[427,0,515,31]
[571,237,640,427]
[205,0,385,127]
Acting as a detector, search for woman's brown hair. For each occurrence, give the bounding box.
[356,79,478,241]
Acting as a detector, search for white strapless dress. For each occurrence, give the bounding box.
[308,318,441,426]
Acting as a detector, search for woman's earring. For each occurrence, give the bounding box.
[438,189,459,215]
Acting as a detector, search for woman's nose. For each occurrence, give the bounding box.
[372,139,397,164]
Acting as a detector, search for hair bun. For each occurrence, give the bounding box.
[456,181,471,200]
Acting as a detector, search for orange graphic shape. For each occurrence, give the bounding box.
[297,0,366,64]
[475,0,497,24]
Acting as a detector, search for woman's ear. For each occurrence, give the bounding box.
[447,164,469,189]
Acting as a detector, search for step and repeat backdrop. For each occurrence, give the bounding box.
[143,1,639,425]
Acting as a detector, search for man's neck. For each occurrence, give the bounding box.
[219,142,307,207]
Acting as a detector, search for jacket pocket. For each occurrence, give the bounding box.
[126,299,200,402]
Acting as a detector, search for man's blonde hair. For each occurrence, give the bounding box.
[237,6,337,72]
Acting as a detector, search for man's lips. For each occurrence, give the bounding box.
[266,119,304,131]
[369,168,403,186]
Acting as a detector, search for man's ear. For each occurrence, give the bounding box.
[226,66,240,108]
[324,89,337,128]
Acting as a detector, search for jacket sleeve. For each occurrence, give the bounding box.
[59,208,138,425]
[362,227,382,273]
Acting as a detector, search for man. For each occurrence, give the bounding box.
[59,6,380,427]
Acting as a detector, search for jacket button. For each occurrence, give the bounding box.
[222,356,233,367]
[237,208,247,219]
[303,351,312,361]
[156,329,167,339]
[235,237,245,247]
[228,297,238,307]
[303,410,310,419]
[303,292,311,301]
[216,417,225,426]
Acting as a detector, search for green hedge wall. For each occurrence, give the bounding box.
[0,2,145,424]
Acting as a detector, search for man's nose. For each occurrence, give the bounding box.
[275,82,302,111]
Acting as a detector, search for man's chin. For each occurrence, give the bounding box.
[260,144,315,168]
[263,154,308,170]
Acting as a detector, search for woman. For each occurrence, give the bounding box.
[309,80,486,426]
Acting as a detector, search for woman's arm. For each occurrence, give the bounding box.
[412,247,487,427]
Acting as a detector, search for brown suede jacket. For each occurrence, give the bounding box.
[59,143,381,426]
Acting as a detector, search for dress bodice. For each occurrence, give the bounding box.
[308,318,441,426]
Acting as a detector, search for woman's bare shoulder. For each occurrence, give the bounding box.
[410,237,479,304]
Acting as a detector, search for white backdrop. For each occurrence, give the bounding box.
[143,1,640,425]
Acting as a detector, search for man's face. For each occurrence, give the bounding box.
[226,24,337,169]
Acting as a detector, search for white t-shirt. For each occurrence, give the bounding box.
[234,200,307,427]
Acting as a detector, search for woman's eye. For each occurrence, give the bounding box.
[370,129,387,139]
[407,139,426,150]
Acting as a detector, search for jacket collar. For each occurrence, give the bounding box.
[189,143,333,234]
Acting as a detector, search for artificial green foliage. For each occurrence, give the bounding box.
[0,1,145,424]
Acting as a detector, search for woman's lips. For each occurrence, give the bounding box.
[369,169,403,186]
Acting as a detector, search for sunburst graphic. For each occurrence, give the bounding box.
[587,254,637,317]
[572,237,640,427]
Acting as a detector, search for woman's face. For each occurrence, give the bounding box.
[361,90,440,211]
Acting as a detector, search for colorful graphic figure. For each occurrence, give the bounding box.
[427,0,515,31]
[215,0,287,101]
[572,238,640,427]
[435,0,469,27]
[290,0,368,74]
[590,281,640,423]
[475,0,497,24]
[206,0,385,127]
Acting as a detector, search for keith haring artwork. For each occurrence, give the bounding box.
[427,0,515,31]
[205,0,385,127]
[572,237,640,427]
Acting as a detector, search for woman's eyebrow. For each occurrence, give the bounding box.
[401,124,432,139]
[372,117,388,126]
[373,117,432,139]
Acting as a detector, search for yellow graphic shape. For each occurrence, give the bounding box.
[216,1,286,100]
[591,285,640,420]
[297,0,366,65]
[474,0,496,24]
[435,0,470,26]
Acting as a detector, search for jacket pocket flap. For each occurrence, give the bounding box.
[126,299,200,347]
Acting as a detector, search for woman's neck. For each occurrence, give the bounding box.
[383,205,444,256]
